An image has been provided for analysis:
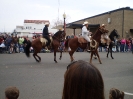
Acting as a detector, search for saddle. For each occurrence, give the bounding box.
[40,37,53,46]
[101,38,106,44]
[78,37,88,44]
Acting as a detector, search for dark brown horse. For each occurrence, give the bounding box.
[65,27,108,64]
[25,30,66,63]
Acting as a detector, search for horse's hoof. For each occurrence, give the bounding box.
[59,58,61,60]
[94,57,97,59]
[54,60,58,63]
[71,60,75,62]
[112,57,114,59]
[100,62,102,64]
[36,60,39,62]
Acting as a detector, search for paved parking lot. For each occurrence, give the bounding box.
[0,52,133,99]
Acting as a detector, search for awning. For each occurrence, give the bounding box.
[66,23,100,29]
[130,29,133,32]
[29,32,42,34]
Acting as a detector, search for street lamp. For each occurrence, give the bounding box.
[63,12,66,33]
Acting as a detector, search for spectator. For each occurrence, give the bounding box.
[6,36,12,53]
[120,38,126,52]
[18,37,24,52]
[131,37,133,54]
[125,38,130,52]
[115,38,120,52]
[62,60,105,99]
[0,36,4,44]
[66,35,71,39]
[109,88,124,99]
[0,40,6,53]
[32,36,36,41]
[5,86,19,99]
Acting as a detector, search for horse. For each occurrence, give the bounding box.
[65,26,108,64]
[99,29,119,59]
[25,30,66,63]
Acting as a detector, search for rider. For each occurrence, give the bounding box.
[82,21,91,51]
[101,24,110,48]
[43,22,51,48]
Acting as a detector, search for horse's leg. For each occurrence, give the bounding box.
[89,52,94,64]
[95,50,102,64]
[69,49,76,62]
[59,49,62,60]
[54,47,58,63]
[94,53,97,59]
[110,45,114,59]
[33,50,41,62]
[107,47,109,58]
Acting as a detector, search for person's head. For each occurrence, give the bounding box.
[83,21,89,28]
[45,22,50,27]
[109,88,124,99]
[62,60,105,99]
[5,86,19,99]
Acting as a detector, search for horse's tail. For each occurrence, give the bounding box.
[65,39,70,51]
[25,40,31,57]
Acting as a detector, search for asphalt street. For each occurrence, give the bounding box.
[0,52,133,99]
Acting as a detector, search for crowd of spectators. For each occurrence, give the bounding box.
[98,37,133,53]
[0,34,51,54]
[1,33,133,54]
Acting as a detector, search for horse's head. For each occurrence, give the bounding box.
[53,30,66,41]
[109,29,119,40]
[99,26,109,34]
[113,29,119,38]
[60,30,66,41]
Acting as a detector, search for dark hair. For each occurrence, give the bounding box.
[5,86,19,99]
[109,88,124,99]
[62,60,105,99]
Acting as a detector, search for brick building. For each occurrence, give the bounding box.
[66,7,133,38]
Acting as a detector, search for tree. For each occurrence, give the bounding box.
[51,15,71,28]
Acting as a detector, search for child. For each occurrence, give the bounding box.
[5,86,19,99]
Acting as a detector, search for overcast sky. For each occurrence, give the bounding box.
[0,0,133,32]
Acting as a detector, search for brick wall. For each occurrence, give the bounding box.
[66,9,133,38]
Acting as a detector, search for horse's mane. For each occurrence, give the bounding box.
[109,29,115,36]
[109,29,118,41]
[53,31,62,37]
[91,27,100,38]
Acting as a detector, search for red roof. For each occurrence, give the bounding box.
[24,20,49,24]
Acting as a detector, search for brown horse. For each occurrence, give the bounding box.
[25,30,66,63]
[65,27,108,64]
[99,29,119,59]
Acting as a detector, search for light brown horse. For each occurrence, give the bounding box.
[65,27,108,64]
[25,30,66,63]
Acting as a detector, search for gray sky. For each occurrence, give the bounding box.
[0,0,133,32]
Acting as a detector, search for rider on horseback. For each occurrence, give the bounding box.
[43,22,51,48]
[82,21,92,51]
[101,24,110,48]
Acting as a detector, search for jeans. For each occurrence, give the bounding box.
[43,35,51,46]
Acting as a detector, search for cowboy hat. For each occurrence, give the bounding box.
[83,21,89,25]
[59,28,64,31]
[102,24,106,27]
[45,22,49,25]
